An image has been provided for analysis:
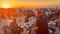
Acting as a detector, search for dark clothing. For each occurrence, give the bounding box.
[3,19,22,34]
[36,15,49,34]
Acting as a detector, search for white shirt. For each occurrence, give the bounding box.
[48,21,56,28]
[7,19,13,26]
[29,17,36,25]
[23,17,36,27]
[45,12,49,16]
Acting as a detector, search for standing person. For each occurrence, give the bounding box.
[36,13,49,34]
[2,25,8,34]
[48,18,56,33]
[22,10,36,34]
[2,19,13,34]
[57,17,60,31]
[8,19,21,34]
[22,14,31,34]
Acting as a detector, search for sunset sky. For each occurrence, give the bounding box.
[0,0,60,8]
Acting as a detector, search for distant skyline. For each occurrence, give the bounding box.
[0,0,60,8]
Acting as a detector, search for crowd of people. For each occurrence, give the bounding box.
[0,8,60,34]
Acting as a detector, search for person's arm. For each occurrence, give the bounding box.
[33,26,38,32]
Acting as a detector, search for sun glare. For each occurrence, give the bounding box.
[2,4,10,8]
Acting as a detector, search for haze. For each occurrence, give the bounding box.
[0,0,60,8]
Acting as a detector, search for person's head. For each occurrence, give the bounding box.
[9,18,18,27]
[36,9,38,10]
[24,19,29,23]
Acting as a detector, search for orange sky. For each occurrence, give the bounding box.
[0,0,60,8]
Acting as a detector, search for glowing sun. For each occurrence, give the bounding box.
[2,4,10,8]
